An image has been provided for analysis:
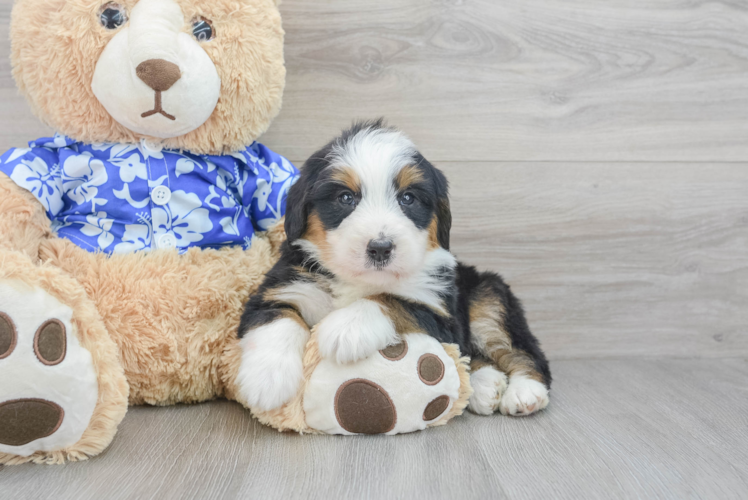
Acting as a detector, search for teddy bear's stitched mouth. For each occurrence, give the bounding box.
[141,91,176,121]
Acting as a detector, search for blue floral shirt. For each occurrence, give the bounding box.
[0,134,298,254]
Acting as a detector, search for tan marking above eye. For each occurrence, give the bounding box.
[0,312,17,360]
[395,165,425,190]
[34,319,67,366]
[330,167,362,193]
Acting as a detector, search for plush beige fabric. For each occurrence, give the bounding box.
[11,0,285,155]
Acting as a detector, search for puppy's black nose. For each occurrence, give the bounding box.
[367,239,394,263]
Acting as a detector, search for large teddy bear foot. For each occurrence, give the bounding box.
[305,333,468,434]
[229,330,473,435]
[0,252,128,464]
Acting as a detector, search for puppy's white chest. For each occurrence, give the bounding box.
[329,281,380,310]
[271,282,335,326]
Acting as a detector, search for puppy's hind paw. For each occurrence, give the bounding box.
[499,375,549,417]
[468,366,508,415]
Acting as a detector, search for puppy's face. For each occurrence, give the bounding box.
[287,122,451,287]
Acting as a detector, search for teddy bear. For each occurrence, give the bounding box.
[0,0,472,465]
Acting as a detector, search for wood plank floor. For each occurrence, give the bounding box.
[2,359,747,500]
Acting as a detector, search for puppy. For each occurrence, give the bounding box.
[236,120,551,416]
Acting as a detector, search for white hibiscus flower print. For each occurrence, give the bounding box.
[252,158,299,226]
[62,152,109,210]
[32,133,72,149]
[152,190,213,249]
[9,157,64,215]
[50,215,74,233]
[107,145,147,183]
[174,156,216,178]
[176,158,197,177]
[78,212,115,250]
[218,194,241,237]
[252,178,273,212]
[114,213,153,253]
[4,147,31,163]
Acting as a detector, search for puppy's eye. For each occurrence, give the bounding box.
[399,192,415,206]
[192,17,215,42]
[99,3,127,30]
[338,192,356,206]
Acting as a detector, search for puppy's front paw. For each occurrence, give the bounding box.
[317,300,399,364]
[468,366,508,415]
[499,375,549,416]
[236,318,308,412]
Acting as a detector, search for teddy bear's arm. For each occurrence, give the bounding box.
[0,173,53,259]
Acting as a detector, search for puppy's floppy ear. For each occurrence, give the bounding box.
[284,170,309,242]
[433,167,452,251]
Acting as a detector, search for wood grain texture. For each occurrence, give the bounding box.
[3,0,748,161]
[2,359,747,500]
[260,0,748,162]
[440,162,748,359]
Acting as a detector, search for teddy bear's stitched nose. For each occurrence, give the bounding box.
[136,59,182,92]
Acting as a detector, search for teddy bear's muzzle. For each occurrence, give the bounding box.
[0,398,65,447]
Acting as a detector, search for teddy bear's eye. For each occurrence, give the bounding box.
[99,2,128,30]
[192,17,215,42]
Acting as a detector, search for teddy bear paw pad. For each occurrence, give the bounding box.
[304,333,462,435]
[334,379,396,434]
[0,282,98,457]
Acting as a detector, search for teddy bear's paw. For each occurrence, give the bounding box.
[499,374,550,417]
[236,318,308,412]
[0,282,98,457]
[304,334,463,435]
[468,366,508,415]
[316,299,399,364]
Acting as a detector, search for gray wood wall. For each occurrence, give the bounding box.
[1,0,746,360]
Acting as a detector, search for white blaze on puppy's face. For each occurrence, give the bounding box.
[321,127,432,287]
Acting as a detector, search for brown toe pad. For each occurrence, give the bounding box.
[0,398,64,446]
[423,395,450,421]
[418,354,445,385]
[335,379,397,434]
[0,312,17,359]
[379,339,408,361]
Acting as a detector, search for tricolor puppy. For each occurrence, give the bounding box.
[237,120,551,416]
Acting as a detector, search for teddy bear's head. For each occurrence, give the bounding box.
[11,0,285,154]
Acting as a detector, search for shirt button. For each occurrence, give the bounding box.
[151,186,172,206]
[158,233,177,250]
[141,138,164,153]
